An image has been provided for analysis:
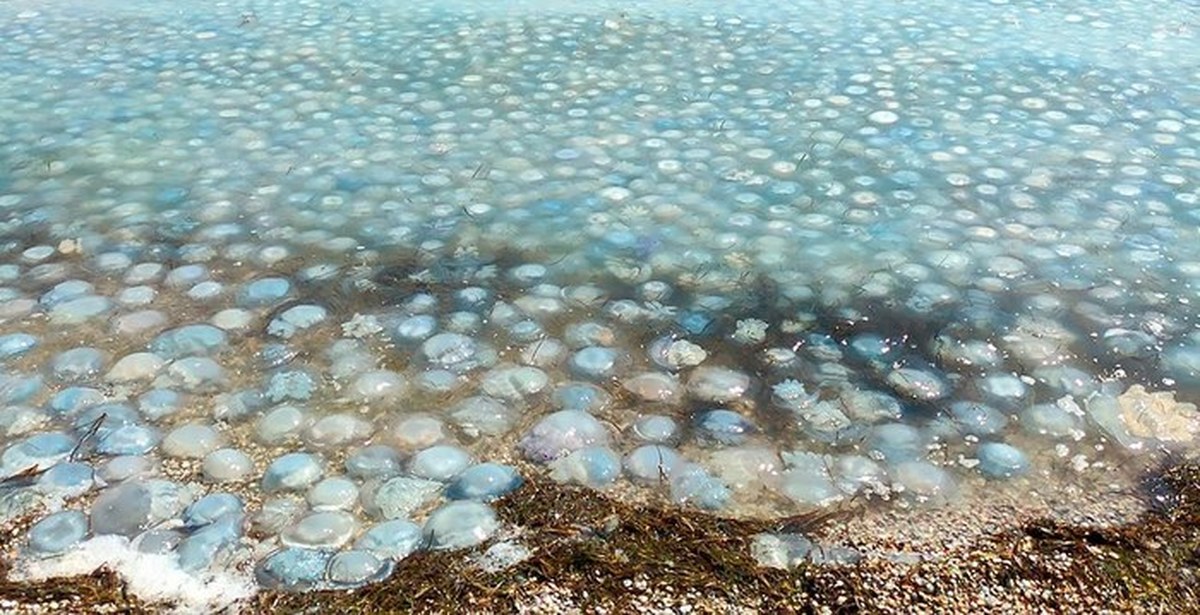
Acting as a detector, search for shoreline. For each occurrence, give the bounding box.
[3,458,1197,614]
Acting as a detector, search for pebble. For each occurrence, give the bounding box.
[0,333,38,360]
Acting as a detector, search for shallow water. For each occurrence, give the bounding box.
[1,0,1198,600]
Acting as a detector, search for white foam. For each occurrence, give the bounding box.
[13,536,256,614]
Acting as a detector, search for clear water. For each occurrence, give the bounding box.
[0,0,1198,598]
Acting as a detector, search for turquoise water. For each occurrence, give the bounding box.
[0,0,1198,598]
